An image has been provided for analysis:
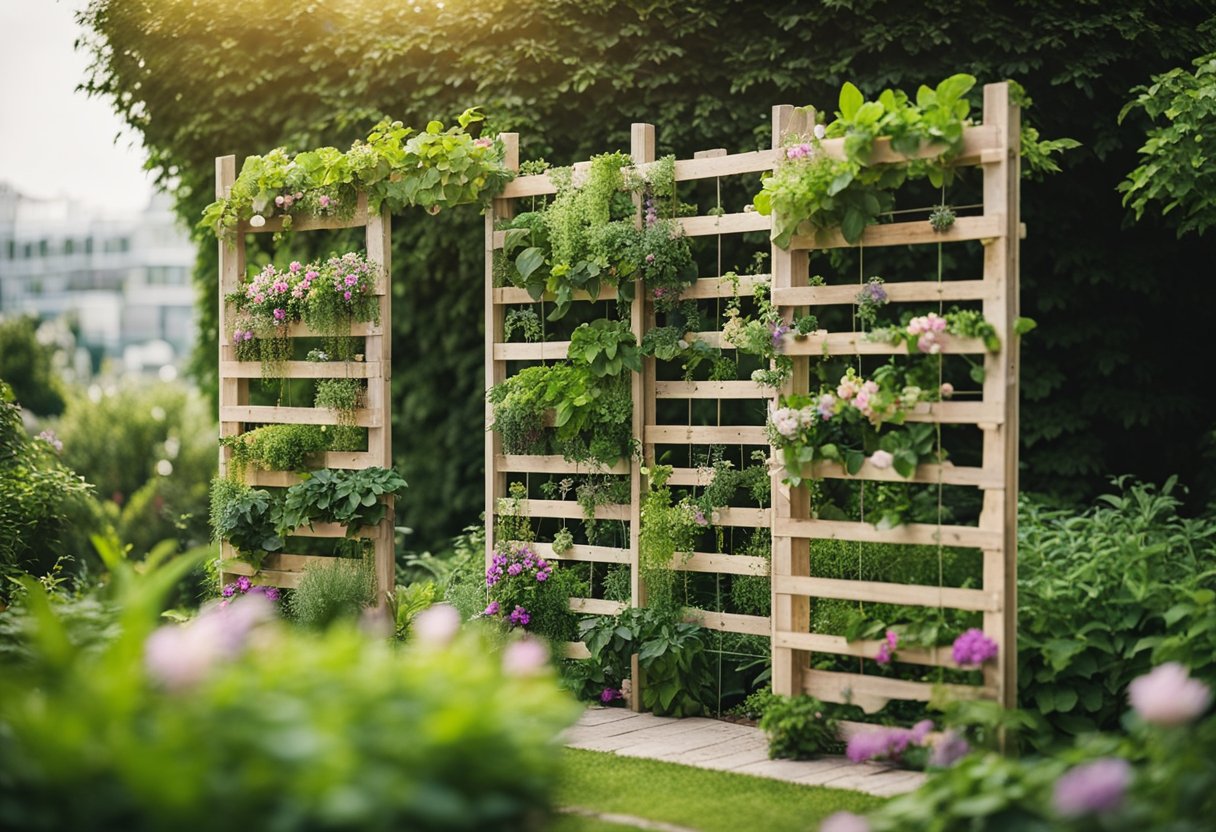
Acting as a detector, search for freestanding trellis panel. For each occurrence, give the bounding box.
[769,82,1021,711]
[215,157,394,602]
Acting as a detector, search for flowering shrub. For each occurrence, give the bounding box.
[219,574,280,604]
[482,542,582,644]
[0,576,579,832]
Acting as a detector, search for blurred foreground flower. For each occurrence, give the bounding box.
[1128,661,1212,726]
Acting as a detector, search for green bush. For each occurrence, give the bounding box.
[1017,478,1216,743]
[0,553,581,832]
[760,695,840,760]
[288,553,378,630]
[0,316,65,417]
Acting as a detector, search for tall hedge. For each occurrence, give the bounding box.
[78,0,1216,549]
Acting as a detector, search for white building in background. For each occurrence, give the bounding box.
[0,182,196,376]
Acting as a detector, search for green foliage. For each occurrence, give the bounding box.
[389,581,438,639]
[503,307,543,342]
[1119,52,1216,237]
[1017,478,1216,745]
[79,0,1216,542]
[442,523,490,622]
[638,465,703,610]
[760,695,840,760]
[577,606,716,717]
[0,552,579,832]
[0,383,101,593]
[0,316,65,416]
[221,424,329,473]
[314,377,362,426]
[568,319,642,377]
[288,553,377,629]
[207,478,281,569]
[278,467,408,535]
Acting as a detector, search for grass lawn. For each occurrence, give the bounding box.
[552,748,884,831]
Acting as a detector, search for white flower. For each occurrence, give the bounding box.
[249,214,266,227]
[677,339,689,350]
[869,450,894,470]
[813,123,827,140]
[412,604,461,648]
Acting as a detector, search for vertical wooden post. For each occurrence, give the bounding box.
[215,155,246,590]
[980,83,1021,709]
[769,105,812,698]
[629,122,656,712]
[485,134,520,580]
[365,202,394,610]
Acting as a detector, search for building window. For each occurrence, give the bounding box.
[4,240,13,260]
[39,239,48,256]
[64,239,75,255]
[84,237,93,254]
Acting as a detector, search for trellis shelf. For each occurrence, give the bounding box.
[215,157,394,602]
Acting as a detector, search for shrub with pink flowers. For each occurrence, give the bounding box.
[482,542,584,644]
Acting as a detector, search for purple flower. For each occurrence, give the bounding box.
[845,723,928,763]
[875,630,898,665]
[221,583,236,598]
[236,576,252,593]
[507,562,524,577]
[770,321,790,349]
[273,308,286,321]
[862,281,888,303]
[483,601,500,616]
[819,812,870,832]
[243,330,254,341]
[36,430,63,452]
[600,687,620,703]
[1128,662,1212,726]
[288,261,302,273]
[319,195,331,208]
[509,605,531,627]
[343,290,352,301]
[928,729,970,768]
[1053,758,1132,817]
[952,628,998,667]
[345,274,359,286]
[536,570,549,582]
[645,253,656,264]
[263,586,280,601]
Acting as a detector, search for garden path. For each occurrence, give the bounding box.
[564,707,925,797]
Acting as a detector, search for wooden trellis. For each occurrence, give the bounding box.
[215,157,395,601]
[769,82,1020,711]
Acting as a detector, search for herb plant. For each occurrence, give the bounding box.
[278,467,408,535]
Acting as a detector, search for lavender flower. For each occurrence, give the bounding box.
[509,605,531,627]
[483,601,501,616]
[819,812,870,832]
[36,430,63,453]
[952,628,998,667]
[928,730,970,768]
[600,687,619,703]
[1053,758,1132,817]
[770,321,790,350]
[875,630,898,665]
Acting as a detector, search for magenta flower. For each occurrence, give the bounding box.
[236,576,252,593]
[875,629,898,665]
[1128,662,1212,726]
[319,195,331,208]
[928,729,970,767]
[288,261,302,273]
[509,605,531,627]
[483,601,500,616]
[221,583,236,598]
[273,308,286,321]
[343,290,353,301]
[600,687,620,703]
[770,321,790,349]
[952,628,998,667]
[1053,758,1132,817]
[507,562,523,577]
[345,274,359,286]
[536,570,549,582]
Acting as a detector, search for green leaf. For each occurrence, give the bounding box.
[515,247,545,281]
[838,82,863,120]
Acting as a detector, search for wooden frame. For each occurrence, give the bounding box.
[769,83,1020,712]
[215,160,394,605]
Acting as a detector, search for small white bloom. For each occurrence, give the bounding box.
[677,339,689,350]
[813,123,827,140]
[249,214,266,227]
[869,450,895,470]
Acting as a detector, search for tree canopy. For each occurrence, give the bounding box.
[78,0,1216,547]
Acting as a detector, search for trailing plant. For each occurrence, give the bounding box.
[640,326,720,380]
[314,377,363,427]
[301,253,380,360]
[754,74,978,248]
[638,465,704,610]
[760,695,840,760]
[720,276,799,389]
[576,606,717,717]
[208,477,282,569]
[503,308,543,342]
[201,107,513,235]
[278,467,408,536]
[288,551,378,629]
[220,424,329,476]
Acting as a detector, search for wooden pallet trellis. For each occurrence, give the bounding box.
[215,157,395,601]
[769,82,1020,711]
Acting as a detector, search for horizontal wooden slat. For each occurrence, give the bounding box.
[789,214,1003,251]
[671,149,781,181]
[241,452,379,487]
[221,405,380,428]
[514,499,631,522]
[902,401,1002,425]
[493,341,571,361]
[801,668,994,713]
[525,541,631,565]
[493,284,619,304]
[284,320,377,338]
[219,360,380,379]
[671,552,769,576]
[564,641,592,660]
[781,331,988,356]
[808,460,1000,488]
[654,380,771,400]
[569,597,628,616]
[812,124,1000,167]
[239,199,369,234]
[682,608,770,636]
[713,507,770,528]
[286,521,378,540]
[776,575,1000,612]
[774,631,961,669]
[220,551,372,590]
[773,279,993,307]
[496,454,630,476]
[645,425,769,445]
[774,517,999,549]
[681,274,766,299]
[676,211,770,238]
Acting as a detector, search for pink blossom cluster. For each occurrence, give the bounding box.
[274,190,305,210]
[907,312,948,354]
[326,252,376,303]
[845,719,934,763]
[874,629,898,665]
[786,142,814,160]
[220,574,280,603]
[144,594,275,692]
[1127,662,1211,726]
[769,404,815,440]
[837,371,890,424]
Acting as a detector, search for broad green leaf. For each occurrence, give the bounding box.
[839,82,863,120]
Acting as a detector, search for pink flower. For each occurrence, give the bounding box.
[473,137,494,149]
[345,274,359,286]
[144,595,273,691]
[1053,758,1132,817]
[502,638,549,676]
[820,812,869,832]
[412,604,461,648]
[319,195,331,207]
[928,730,970,767]
[343,290,353,301]
[869,450,894,470]
[1128,662,1212,726]
[940,382,954,398]
[952,628,998,667]
[875,630,898,665]
[483,601,500,616]
[273,308,285,321]
[288,261,302,273]
[275,195,284,206]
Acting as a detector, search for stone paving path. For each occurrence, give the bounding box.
[564,707,925,798]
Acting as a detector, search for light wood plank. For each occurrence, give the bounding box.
[645,425,769,445]
[670,552,769,576]
[682,608,770,636]
[680,274,766,299]
[569,597,628,616]
[801,668,994,714]
[714,506,770,528]
[676,211,770,238]
[774,516,999,549]
[283,320,377,338]
[807,459,1000,488]
[789,214,1003,251]
[514,498,631,522]
[493,340,571,361]
[494,284,619,304]
[564,641,592,659]
[219,360,380,379]
[220,405,380,428]
[525,541,632,565]
[781,331,988,356]
[773,279,994,307]
[239,194,369,233]
[776,575,1001,612]
[496,454,630,476]
[653,380,771,400]
[774,631,959,669]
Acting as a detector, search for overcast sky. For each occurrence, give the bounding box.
[0,0,155,213]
